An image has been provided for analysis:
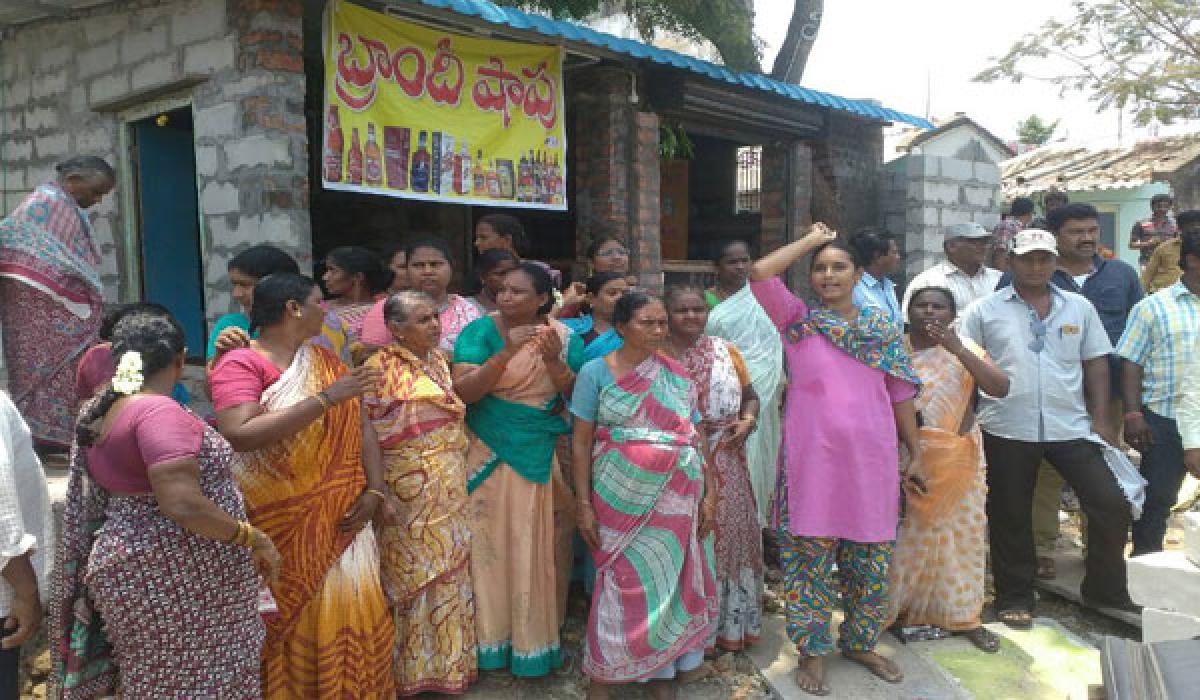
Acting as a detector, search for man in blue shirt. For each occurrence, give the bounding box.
[997,203,1143,578]
[849,229,902,325]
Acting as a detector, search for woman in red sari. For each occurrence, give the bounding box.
[210,273,395,699]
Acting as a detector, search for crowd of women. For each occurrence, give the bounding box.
[1,163,1015,699]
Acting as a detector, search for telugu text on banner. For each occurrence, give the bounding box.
[322,0,567,210]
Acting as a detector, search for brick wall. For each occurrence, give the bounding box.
[809,113,884,237]
[570,65,663,293]
[0,0,311,324]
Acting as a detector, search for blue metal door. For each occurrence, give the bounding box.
[133,110,205,358]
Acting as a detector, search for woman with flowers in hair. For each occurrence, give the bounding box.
[49,309,281,699]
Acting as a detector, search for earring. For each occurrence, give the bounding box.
[294,312,303,319]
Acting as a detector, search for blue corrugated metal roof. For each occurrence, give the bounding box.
[403,0,933,129]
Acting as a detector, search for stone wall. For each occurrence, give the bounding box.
[884,153,1002,282]
[761,140,814,293]
[0,0,311,323]
[811,112,885,237]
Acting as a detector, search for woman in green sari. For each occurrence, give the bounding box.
[452,262,584,677]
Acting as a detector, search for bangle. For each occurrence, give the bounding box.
[314,391,332,412]
[230,521,254,548]
[365,488,386,500]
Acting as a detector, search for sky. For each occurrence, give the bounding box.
[752,0,1198,149]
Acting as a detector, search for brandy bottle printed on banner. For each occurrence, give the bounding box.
[324,106,343,183]
[364,123,383,187]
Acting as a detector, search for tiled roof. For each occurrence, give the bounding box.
[1002,134,1200,195]
[400,0,933,129]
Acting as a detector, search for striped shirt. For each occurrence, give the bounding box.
[1179,338,1200,449]
[1116,282,1200,418]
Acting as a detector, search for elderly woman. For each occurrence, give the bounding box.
[0,156,114,449]
[210,273,395,698]
[665,286,763,655]
[364,290,477,695]
[453,262,583,677]
[887,286,1008,653]
[749,224,925,695]
[362,238,481,353]
[50,310,280,699]
[572,291,718,699]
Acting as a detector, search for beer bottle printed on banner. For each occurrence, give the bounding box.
[473,149,486,196]
[486,160,500,198]
[457,143,471,195]
[347,127,363,185]
[411,131,430,193]
[384,127,410,190]
[323,106,343,183]
[364,123,382,186]
[430,132,443,194]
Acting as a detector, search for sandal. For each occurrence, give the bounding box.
[996,609,1033,630]
[1036,556,1056,580]
[959,627,1000,653]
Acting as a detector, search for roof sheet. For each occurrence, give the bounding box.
[1002,133,1200,195]
[401,0,933,129]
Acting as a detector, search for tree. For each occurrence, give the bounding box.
[1016,114,1060,145]
[975,1,1200,125]
[770,0,823,83]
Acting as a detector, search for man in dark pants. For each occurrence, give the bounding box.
[960,229,1136,628]
[1118,225,1200,555]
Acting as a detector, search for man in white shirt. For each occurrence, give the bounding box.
[0,391,50,700]
[902,222,1002,317]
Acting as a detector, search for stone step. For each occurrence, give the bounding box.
[1184,512,1200,568]
[1142,606,1200,644]
[1127,551,1200,619]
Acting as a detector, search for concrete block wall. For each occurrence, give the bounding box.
[883,153,1002,283]
[0,0,311,324]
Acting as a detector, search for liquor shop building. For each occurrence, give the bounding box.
[0,0,930,356]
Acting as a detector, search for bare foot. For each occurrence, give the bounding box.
[842,649,903,683]
[647,679,677,700]
[677,661,715,684]
[793,655,830,696]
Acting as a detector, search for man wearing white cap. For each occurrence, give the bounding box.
[901,222,1002,317]
[957,229,1136,628]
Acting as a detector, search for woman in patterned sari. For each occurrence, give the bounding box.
[887,287,1008,653]
[453,262,583,677]
[0,156,113,449]
[364,290,477,695]
[210,273,395,699]
[665,287,763,655]
[50,310,280,699]
[572,292,718,699]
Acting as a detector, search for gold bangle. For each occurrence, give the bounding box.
[365,488,386,500]
[243,524,258,549]
[228,522,243,544]
[231,521,250,547]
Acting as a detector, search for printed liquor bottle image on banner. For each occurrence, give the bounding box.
[322,0,567,211]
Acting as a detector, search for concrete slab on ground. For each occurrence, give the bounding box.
[1033,552,1141,627]
[747,614,971,700]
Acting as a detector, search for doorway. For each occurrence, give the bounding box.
[129,106,206,358]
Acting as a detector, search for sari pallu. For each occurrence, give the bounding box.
[705,284,784,524]
[0,182,103,447]
[887,344,988,631]
[678,336,763,653]
[49,426,264,699]
[366,345,477,696]
[236,344,394,699]
[584,354,717,683]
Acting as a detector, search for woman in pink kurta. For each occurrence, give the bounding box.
[748,225,925,697]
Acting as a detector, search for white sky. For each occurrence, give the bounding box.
[753,0,1198,148]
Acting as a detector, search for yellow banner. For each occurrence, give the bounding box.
[322,0,567,210]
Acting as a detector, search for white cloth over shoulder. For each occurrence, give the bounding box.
[0,389,52,615]
[1087,433,1146,521]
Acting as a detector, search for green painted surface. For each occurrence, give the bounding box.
[928,623,1100,700]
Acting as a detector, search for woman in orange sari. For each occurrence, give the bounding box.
[364,290,477,695]
[210,272,395,698]
[887,286,1009,653]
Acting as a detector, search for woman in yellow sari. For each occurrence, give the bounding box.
[365,290,477,695]
[210,272,395,698]
[888,286,1009,653]
[453,262,584,677]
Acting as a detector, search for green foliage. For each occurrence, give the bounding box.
[658,122,695,160]
[976,1,1200,125]
[497,0,762,73]
[1016,114,1060,145]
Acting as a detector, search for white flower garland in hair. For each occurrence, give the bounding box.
[111,351,145,395]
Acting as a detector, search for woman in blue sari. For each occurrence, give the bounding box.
[561,272,628,362]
